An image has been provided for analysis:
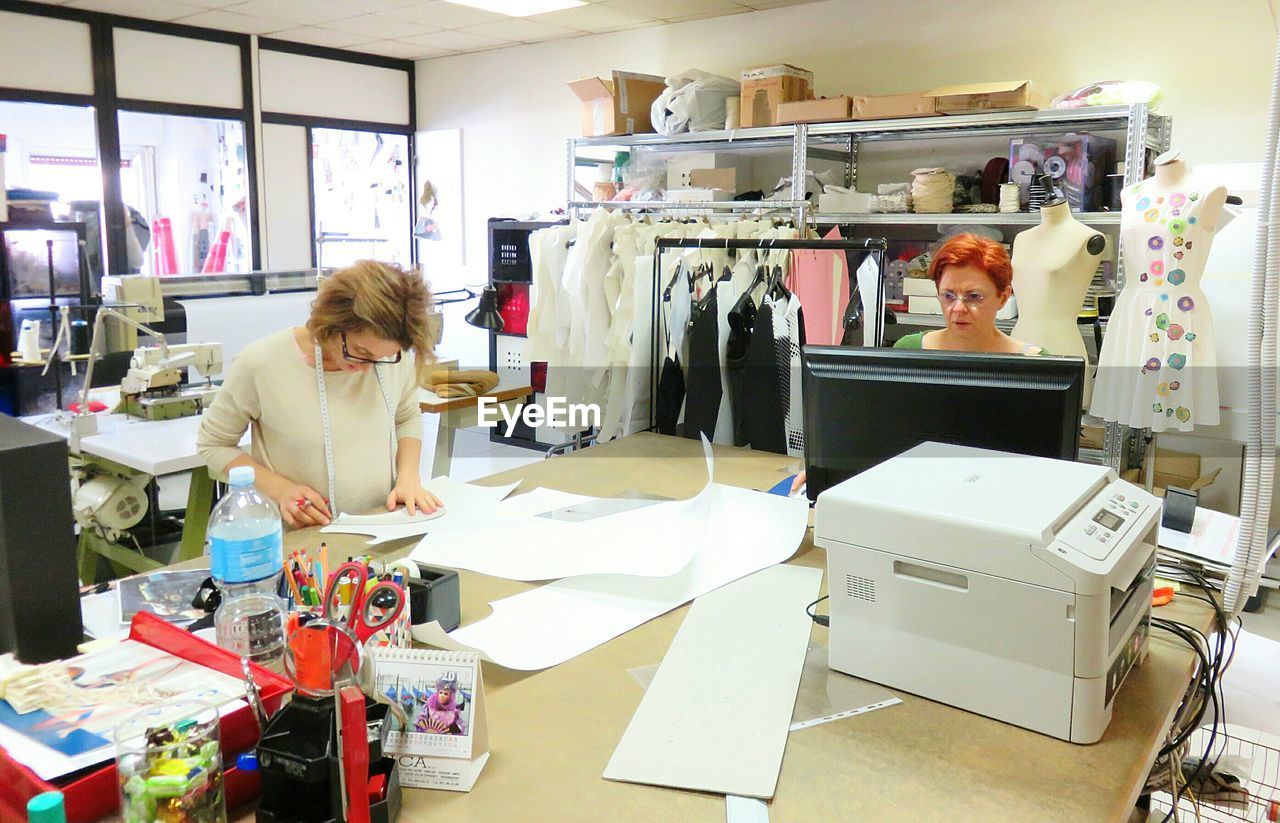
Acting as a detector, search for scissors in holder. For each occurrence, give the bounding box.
[322,561,406,645]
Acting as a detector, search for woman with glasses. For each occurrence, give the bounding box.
[198,260,441,528]
[894,234,1046,355]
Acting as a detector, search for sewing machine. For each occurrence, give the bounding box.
[815,441,1160,744]
[120,341,222,420]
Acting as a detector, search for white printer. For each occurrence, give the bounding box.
[814,442,1159,744]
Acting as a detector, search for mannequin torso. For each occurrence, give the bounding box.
[1011,201,1105,357]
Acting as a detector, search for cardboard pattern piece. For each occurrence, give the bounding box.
[604,564,823,799]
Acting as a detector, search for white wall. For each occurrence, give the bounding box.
[259,50,411,125]
[114,29,243,109]
[261,123,312,270]
[0,11,93,95]
[416,0,1279,369]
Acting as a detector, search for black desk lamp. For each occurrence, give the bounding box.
[434,286,505,332]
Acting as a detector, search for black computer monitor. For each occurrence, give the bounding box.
[801,346,1085,502]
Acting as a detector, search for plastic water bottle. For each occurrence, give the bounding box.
[210,466,286,671]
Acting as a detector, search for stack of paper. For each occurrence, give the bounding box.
[1159,508,1279,584]
[411,438,811,670]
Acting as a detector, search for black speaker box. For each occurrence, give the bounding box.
[0,414,83,661]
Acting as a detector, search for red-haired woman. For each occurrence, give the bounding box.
[895,233,1046,354]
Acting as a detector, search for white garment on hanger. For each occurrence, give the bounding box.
[712,276,738,445]
[774,292,804,458]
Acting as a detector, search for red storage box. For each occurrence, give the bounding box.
[0,612,293,822]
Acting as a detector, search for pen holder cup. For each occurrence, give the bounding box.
[115,699,227,823]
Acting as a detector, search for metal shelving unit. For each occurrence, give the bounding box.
[566,103,1173,467]
[816,211,1123,226]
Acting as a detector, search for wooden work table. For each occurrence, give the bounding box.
[252,432,1213,822]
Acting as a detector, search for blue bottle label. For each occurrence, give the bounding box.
[210,529,282,583]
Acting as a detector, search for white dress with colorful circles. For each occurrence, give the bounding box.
[1089,179,1220,432]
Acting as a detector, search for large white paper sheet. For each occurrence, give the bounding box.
[409,440,716,581]
[320,478,519,545]
[604,564,821,799]
[413,482,810,670]
[1221,628,1280,737]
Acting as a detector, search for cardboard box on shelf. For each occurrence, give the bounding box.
[666,152,753,190]
[667,188,735,203]
[902,277,937,298]
[740,63,813,128]
[568,71,666,137]
[817,190,871,213]
[851,92,939,120]
[776,96,852,125]
[688,168,737,192]
[925,81,1048,115]
[1120,448,1223,498]
[907,295,942,314]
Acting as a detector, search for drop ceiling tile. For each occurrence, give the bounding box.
[354,38,455,59]
[223,0,351,25]
[738,0,815,7]
[667,6,749,23]
[174,8,292,32]
[603,0,741,20]
[269,25,370,48]
[529,3,651,32]
[401,29,511,52]
[172,0,249,7]
[387,1,507,30]
[322,12,436,38]
[66,0,207,19]
[460,17,582,42]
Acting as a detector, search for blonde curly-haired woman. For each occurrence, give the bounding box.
[198,260,440,528]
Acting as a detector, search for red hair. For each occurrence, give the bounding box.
[929,234,1013,294]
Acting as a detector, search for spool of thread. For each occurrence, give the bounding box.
[17,319,41,363]
[725,97,740,130]
[911,168,955,214]
[1028,178,1049,211]
[999,182,1021,213]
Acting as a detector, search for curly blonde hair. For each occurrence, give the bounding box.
[307,260,435,385]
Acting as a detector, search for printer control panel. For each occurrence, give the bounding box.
[1057,481,1155,562]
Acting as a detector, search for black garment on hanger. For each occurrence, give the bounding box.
[681,288,722,441]
[742,296,786,454]
[655,354,685,436]
[725,293,757,448]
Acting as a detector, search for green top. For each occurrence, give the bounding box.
[893,330,1047,355]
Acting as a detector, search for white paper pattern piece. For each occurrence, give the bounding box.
[1158,507,1244,567]
[320,477,519,545]
[726,795,770,823]
[409,440,716,581]
[414,483,810,670]
[604,564,821,798]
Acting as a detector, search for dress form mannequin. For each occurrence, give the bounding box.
[1089,152,1228,431]
[1011,197,1106,404]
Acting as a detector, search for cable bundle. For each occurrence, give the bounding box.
[1146,560,1241,821]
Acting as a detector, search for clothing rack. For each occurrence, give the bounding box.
[649,236,889,436]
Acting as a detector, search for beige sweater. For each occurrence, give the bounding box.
[197,328,423,515]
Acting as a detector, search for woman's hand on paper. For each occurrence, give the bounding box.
[387,475,443,516]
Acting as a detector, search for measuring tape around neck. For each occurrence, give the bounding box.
[314,341,397,515]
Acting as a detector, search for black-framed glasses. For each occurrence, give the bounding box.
[341,333,402,364]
